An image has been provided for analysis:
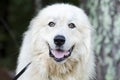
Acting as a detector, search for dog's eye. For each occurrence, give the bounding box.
[68,23,76,29]
[48,22,55,27]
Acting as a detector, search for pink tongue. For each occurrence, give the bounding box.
[51,50,70,58]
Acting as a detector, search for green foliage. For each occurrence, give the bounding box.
[0,0,34,70]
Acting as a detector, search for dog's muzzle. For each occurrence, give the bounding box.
[49,35,74,62]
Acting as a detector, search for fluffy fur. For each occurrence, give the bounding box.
[16,3,95,80]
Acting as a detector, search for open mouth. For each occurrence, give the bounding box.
[49,46,74,62]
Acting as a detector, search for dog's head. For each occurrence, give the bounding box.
[29,4,92,63]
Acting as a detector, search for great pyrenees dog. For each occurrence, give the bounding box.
[16,3,95,80]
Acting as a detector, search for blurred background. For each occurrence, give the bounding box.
[0,0,120,80]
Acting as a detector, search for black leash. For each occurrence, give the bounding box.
[13,62,31,80]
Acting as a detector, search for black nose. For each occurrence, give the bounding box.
[54,35,65,46]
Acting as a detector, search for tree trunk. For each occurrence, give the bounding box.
[80,0,120,80]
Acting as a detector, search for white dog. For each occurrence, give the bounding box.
[16,3,95,80]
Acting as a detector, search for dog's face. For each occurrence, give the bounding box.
[47,20,76,62]
[30,4,91,63]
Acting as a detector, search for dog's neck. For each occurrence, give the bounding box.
[47,58,78,77]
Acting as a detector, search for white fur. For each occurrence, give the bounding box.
[16,3,95,80]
